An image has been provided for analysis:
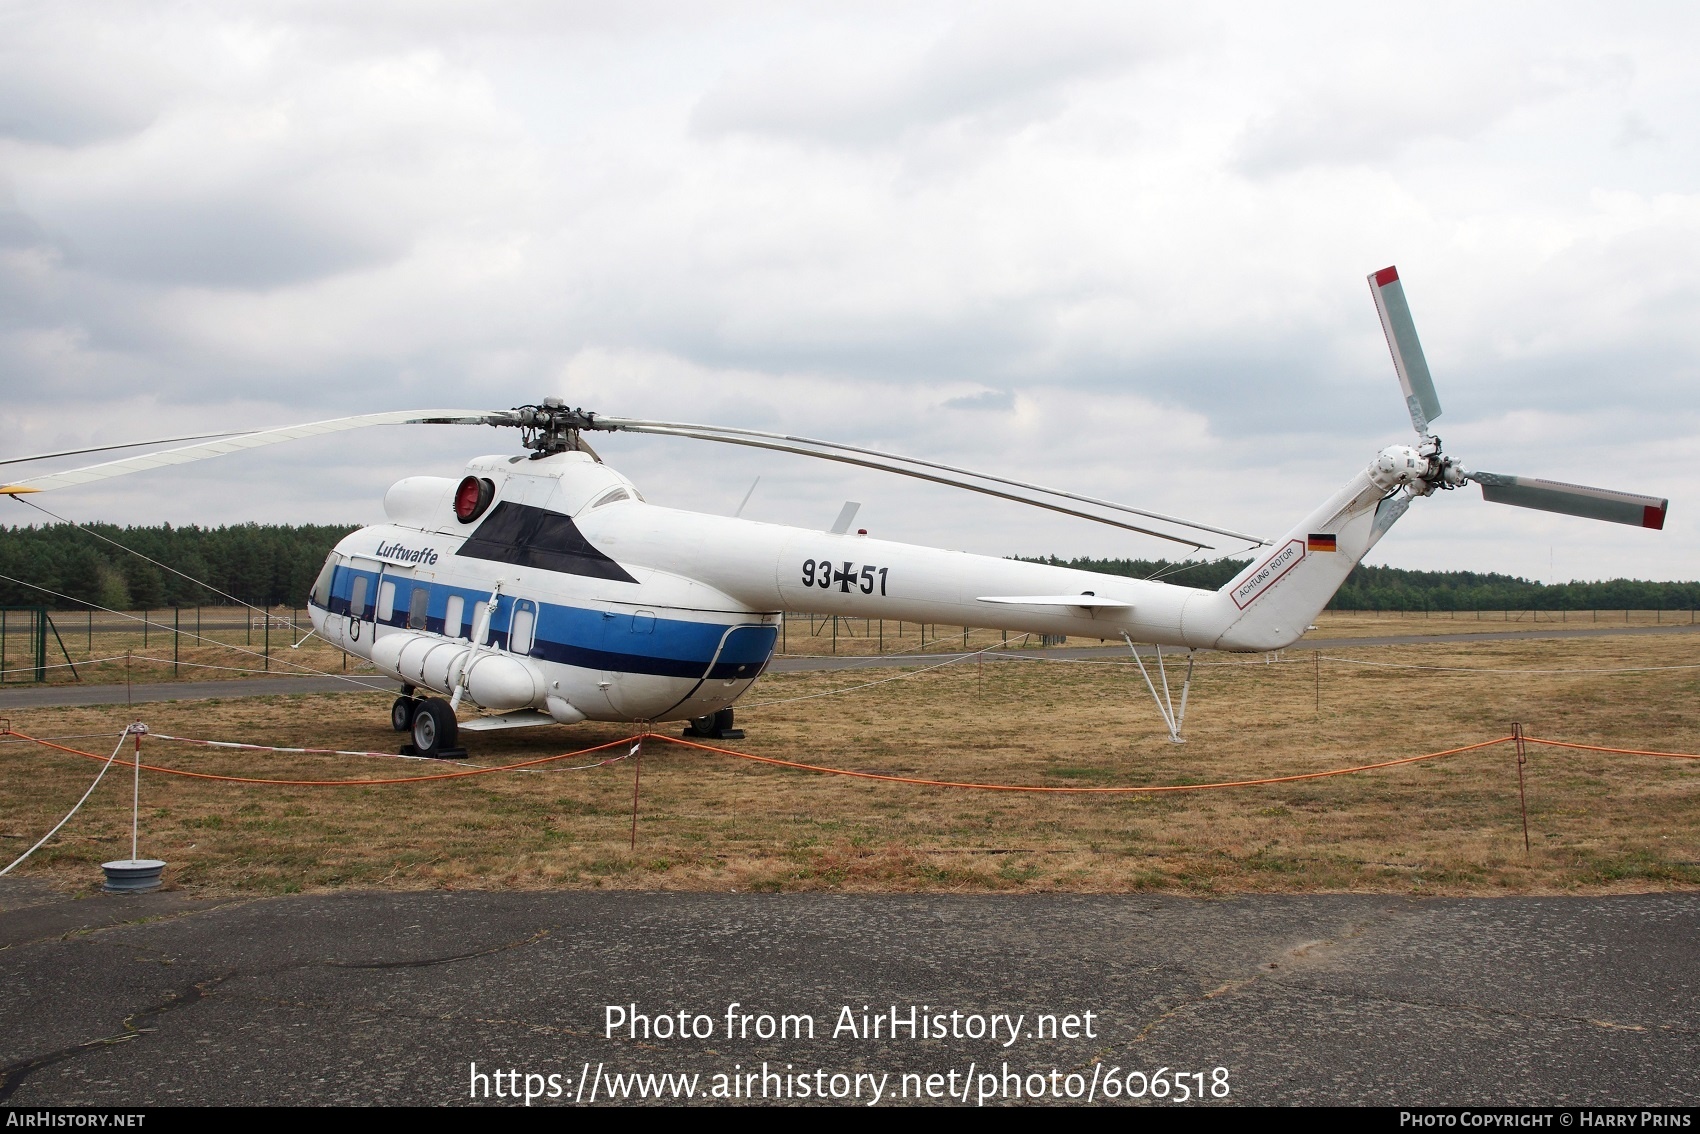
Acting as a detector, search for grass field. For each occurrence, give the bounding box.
[6,607,1695,688]
[4,622,1697,900]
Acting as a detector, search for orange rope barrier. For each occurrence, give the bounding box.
[656,733,1519,793]
[1520,735,1700,761]
[2,727,637,786]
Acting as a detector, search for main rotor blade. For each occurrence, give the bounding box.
[1369,266,1442,435]
[0,431,260,468]
[597,417,1267,546]
[0,410,505,494]
[1470,471,1668,529]
[601,422,1219,550]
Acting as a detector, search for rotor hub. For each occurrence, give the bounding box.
[1368,437,1468,496]
[506,398,605,457]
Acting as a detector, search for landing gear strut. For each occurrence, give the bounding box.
[684,708,744,741]
[402,696,466,759]
[1123,632,1193,744]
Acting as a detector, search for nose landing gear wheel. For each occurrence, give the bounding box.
[402,697,466,759]
[390,697,416,733]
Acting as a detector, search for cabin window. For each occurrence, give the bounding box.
[509,600,537,655]
[592,487,631,508]
[377,580,398,621]
[349,576,369,620]
[408,586,430,630]
[444,595,465,639]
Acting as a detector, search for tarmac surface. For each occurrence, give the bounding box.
[0,879,1694,1106]
[4,622,1698,711]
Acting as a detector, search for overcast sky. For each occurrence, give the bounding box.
[3,2,1697,582]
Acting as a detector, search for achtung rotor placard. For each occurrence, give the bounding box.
[1230,539,1305,610]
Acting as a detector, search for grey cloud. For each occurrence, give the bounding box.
[0,69,160,148]
[0,6,178,147]
[942,389,1014,411]
[1234,55,1625,176]
[690,7,1155,145]
[0,208,47,250]
[51,199,402,289]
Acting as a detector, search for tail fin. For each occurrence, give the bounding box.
[1200,466,1407,652]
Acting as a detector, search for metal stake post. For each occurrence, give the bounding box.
[1513,722,1530,854]
[131,725,142,862]
[629,733,645,851]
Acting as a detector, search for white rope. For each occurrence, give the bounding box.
[0,729,130,875]
[0,654,131,676]
[144,731,624,774]
[13,494,298,627]
[0,571,380,690]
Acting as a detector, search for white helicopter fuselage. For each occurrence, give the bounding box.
[307,449,1408,724]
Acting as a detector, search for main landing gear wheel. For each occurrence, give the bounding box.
[684,708,744,741]
[404,697,464,759]
[390,697,416,732]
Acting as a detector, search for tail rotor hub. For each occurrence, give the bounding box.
[1369,437,1468,496]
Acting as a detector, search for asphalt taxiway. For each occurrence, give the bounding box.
[1,881,1694,1106]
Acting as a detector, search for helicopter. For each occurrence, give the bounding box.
[1,267,1669,756]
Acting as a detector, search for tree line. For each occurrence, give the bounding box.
[1023,556,1700,611]
[2,523,1693,613]
[0,523,358,610]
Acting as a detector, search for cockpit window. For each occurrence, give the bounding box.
[592,487,632,508]
[311,553,339,607]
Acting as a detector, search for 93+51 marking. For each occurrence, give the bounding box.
[801,559,889,595]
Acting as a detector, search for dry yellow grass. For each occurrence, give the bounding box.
[1306,608,1699,639]
[3,627,1697,899]
[8,606,1687,682]
[765,608,1699,655]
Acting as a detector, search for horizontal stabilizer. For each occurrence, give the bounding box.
[976,594,1134,609]
[1471,472,1668,529]
[829,501,861,534]
[461,710,558,732]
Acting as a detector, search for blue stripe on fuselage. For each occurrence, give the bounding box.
[316,565,775,681]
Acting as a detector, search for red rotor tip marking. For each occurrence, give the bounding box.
[1372,266,1399,287]
[1644,504,1667,530]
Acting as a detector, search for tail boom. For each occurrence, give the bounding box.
[1188,465,1405,652]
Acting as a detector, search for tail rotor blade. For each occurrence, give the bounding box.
[1470,471,1668,529]
[1369,266,1443,435]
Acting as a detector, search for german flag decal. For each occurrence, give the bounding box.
[1307,533,1337,552]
